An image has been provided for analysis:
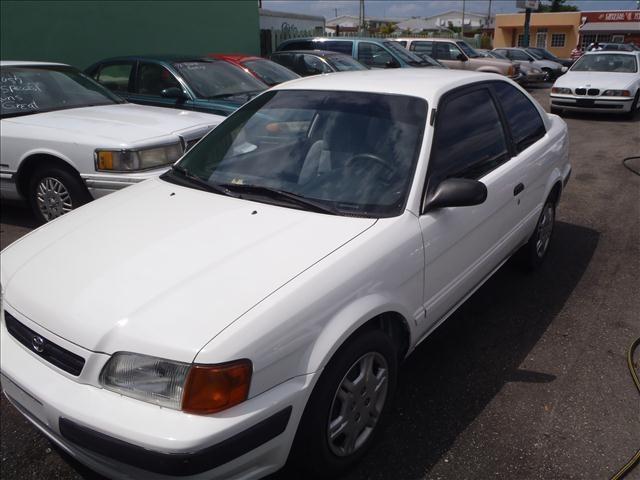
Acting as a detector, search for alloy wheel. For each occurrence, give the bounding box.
[536,204,554,258]
[36,177,73,221]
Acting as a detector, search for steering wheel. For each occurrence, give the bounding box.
[344,153,395,175]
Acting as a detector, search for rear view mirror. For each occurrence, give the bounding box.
[457,53,468,62]
[161,87,186,99]
[424,178,487,212]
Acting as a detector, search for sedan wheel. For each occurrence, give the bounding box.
[535,203,555,259]
[327,352,389,457]
[289,329,397,478]
[36,177,73,221]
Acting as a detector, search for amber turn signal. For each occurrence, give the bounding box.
[182,360,252,415]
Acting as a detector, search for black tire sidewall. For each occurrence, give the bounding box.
[290,329,398,478]
[28,166,90,223]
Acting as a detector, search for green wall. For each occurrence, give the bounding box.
[1,1,259,68]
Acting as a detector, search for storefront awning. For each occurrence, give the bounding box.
[580,21,640,33]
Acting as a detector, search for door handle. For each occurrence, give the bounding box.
[513,183,525,196]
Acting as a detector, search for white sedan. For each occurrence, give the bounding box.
[1,69,570,479]
[550,51,640,115]
[1,61,222,222]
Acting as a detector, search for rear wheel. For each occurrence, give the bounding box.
[289,329,397,478]
[519,197,556,270]
[28,166,90,223]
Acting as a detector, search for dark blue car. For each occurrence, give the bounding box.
[85,55,268,116]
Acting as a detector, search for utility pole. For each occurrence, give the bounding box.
[523,7,532,47]
[334,8,338,18]
[461,0,465,37]
[487,0,492,26]
[359,0,365,35]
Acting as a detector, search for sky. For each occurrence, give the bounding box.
[262,0,640,19]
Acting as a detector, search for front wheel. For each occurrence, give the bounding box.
[289,329,398,478]
[28,166,90,223]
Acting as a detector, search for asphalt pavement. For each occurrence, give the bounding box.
[1,87,639,480]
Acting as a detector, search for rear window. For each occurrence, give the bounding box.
[242,59,298,86]
[279,40,313,51]
[317,41,353,55]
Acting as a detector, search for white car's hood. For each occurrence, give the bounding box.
[3,104,222,146]
[1,179,376,361]
[555,71,636,90]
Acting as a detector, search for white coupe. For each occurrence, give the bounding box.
[1,61,223,222]
[550,51,640,115]
[1,69,571,479]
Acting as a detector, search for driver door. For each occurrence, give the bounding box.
[418,85,522,334]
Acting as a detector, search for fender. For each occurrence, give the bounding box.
[306,293,414,374]
[18,147,81,173]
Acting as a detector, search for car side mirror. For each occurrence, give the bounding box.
[457,53,468,62]
[529,58,534,62]
[161,87,186,99]
[385,59,400,68]
[424,178,487,213]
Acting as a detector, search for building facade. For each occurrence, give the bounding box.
[260,9,325,35]
[579,10,640,47]
[494,12,582,58]
[0,0,260,68]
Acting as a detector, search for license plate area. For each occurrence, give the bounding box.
[1,374,49,427]
[576,99,595,107]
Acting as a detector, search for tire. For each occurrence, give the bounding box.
[288,329,398,478]
[625,90,639,118]
[28,166,90,223]
[519,197,556,270]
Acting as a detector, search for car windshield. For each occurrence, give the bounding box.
[456,41,481,58]
[326,54,368,71]
[242,59,299,86]
[167,90,427,217]
[1,65,122,118]
[383,41,429,65]
[571,54,638,73]
[173,61,267,98]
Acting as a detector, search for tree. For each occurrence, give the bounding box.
[536,0,579,12]
[378,22,396,35]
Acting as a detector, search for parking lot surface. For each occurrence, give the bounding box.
[1,87,639,480]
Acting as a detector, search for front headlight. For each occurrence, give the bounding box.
[551,87,572,94]
[100,352,252,414]
[95,142,183,172]
[602,90,631,97]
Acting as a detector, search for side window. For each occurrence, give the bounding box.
[136,63,180,95]
[322,41,353,55]
[429,88,509,190]
[411,41,433,55]
[510,50,531,61]
[447,43,464,60]
[302,55,332,75]
[433,42,460,61]
[357,42,393,68]
[271,53,296,71]
[95,63,133,92]
[492,82,546,152]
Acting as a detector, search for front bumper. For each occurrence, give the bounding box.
[523,72,547,84]
[0,307,313,479]
[81,167,170,199]
[550,94,634,113]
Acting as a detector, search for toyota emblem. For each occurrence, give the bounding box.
[32,335,45,353]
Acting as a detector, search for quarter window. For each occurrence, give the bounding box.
[410,41,434,55]
[492,82,546,152]
[320,41,353,55]
[95,63,132,92]
[429,88,508,191]
[136,63,180,96]
[551,34,566,47]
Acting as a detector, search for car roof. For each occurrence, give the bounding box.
[1,60,69,67]
[272,68,503,103]
[273,50,351,58]
[393,37,459,43]
[93,54,213,63]
[209,53,261,62]
[583,50,639,56]
[281,37,390,43]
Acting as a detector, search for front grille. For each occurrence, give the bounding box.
[588,88,600,96]
[4,312,85,376]
[575,88,586,95]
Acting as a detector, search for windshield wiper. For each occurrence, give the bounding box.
[218,183,338,215]
[163,165,236,197]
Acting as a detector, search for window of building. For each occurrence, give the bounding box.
[517,34,524,47]
[536,30,547,48]
[551,33,566,47]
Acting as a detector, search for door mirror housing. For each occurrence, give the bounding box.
[423,178,487,213]
[161,87,186,99]
[457,53,468,62]
[385,59,401,68]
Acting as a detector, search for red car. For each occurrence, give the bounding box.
[209,54,299,86]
